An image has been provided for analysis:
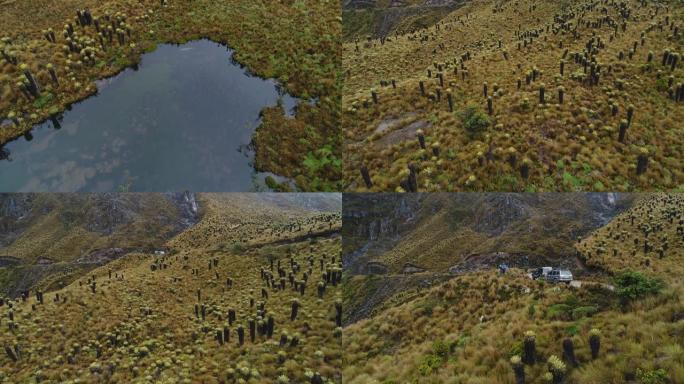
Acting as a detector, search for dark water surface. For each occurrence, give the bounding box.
[0,40,298,192]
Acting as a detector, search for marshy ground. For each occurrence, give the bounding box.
[0,0,342,191]
[343,0,684,192]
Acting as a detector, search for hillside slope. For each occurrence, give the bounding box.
[0,193,343,383]
[577,193,683,281]
[343,193,632,274]
[343,0,684,191]
[0,192,199,296]
[343,193,683,383]
[343,0,464,40]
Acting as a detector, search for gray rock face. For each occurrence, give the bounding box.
[344,0,462,9]
[367,262,389,274]
[473,194,531,236]
[343,0,376,9]
[168,191,201,230]
[0,193,205,297]
[343,0,466,38]
[81,194,135,235]
[342,194,423,271]
[343,193,634,274]
[0,194,34,219]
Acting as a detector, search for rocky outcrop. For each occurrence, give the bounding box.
[344,0,376,9]
[169,191,201,229]
[366,261,389,274]
[343,194,422,271]
[74,247,129,265]
[402,263,425,274]
[473,194,532,236]
[343,0,466,38]
[0,193,205,296]
[82,194,134,235]
[0,194,36,244]
[344,193,634,274]
[0,194,34,219]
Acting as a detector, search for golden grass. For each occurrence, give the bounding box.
[577,193,684,282]
[0,195,343,383]
[343,0,684,191]
[343,193,684,383]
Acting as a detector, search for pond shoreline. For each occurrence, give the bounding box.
[0,39,301,192]
[1,37,305,191]
[1,34,303,146]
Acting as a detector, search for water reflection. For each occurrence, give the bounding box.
[0,39,299,192]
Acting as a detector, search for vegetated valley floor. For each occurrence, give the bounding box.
[343,0,684,192]
[0,0,342,191]
[343,193,684,383]
[0,193,343,383]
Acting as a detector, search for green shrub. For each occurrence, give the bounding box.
[565,323,579,336]
[418,341,455,376]
[547,303,572,320]
[418,353,443,376]
[416,298,439,316]
[231,242,247,254]
[508,341,523,358]
[636,368,668,384]
[456,335,470,348]
[655,77,669,92]
[265,176,279,190]
[571,306,598,319]
[32,93,54,109]
[431,340,454,358]
[460,104,490,138]
[614,271,663,302]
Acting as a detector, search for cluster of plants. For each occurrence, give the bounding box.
[0,200,343,382]
[577,193,684,278]
[343,194,682,383]
[343,0,684,191]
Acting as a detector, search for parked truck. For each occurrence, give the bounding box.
[531,267,573,283]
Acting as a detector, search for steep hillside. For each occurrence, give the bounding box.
[343,193,632,274]
[343,0,684,191]
[0,193,342,383]
[577,193,684,281]
[343,1,464,40]
[343,193,683,383]
[0,192,199,296]
[169,194,342,251]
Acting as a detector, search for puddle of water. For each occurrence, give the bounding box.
[0,39,300,192]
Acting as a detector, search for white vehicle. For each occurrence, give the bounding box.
[532,267,553,280]
[546,269,573,283]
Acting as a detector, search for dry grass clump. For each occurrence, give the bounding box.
[1,0,342,191]
[343,0,684,191]
[0,200,342,383]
